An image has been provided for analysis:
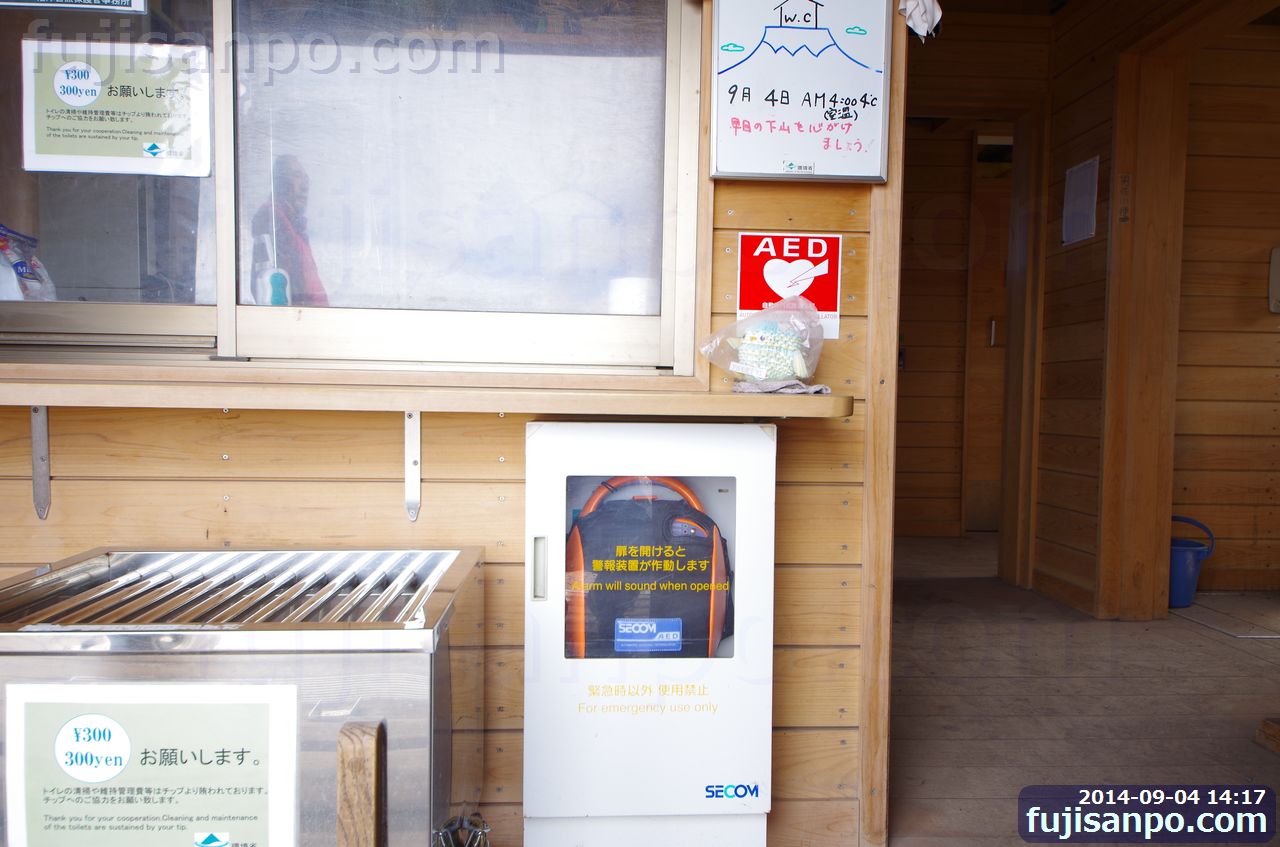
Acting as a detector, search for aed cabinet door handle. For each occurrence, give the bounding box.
[532,537,548,601]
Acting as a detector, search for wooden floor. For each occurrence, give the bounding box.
[895,533,1000,580]
[1175,593,1280,638]
[889,564,1280,845]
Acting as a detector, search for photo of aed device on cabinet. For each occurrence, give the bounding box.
[524,423,777,847]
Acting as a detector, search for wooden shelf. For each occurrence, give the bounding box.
[0,363,854,418]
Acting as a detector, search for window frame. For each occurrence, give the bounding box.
[0,301,215,347]
[1,0,705,378]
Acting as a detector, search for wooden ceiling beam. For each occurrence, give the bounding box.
[1135,0,1280,56]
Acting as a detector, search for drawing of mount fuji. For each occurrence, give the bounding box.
[712,0,890,179]
[720,25,883,75]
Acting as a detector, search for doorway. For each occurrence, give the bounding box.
[895,120,1012,578]
[887,2,1280,841]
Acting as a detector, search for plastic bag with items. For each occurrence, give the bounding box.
[698,296,828,393]
[0,224,57,301]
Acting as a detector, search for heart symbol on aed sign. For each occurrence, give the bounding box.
[763,259,828,298]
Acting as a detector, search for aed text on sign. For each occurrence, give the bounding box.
[750,236,832,259]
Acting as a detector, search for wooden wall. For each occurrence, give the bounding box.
[1031,0,1197,614]
[1028,0,1122,612]
[1028,0,1273,615]
[1174,24,1280,591]
[895,140,1012,537]
[712,181,874,846]
[0,401,866,844]
[896,120,970,537]
[906,13,1051,119]
[895,14,1049,539]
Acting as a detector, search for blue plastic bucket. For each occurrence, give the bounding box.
[1169,515,1214,608]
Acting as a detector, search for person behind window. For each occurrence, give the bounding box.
[251,154,329,306]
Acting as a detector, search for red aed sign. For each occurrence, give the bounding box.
[737,232,842,338]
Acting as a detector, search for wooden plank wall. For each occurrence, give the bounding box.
[0,400,868,844]
[896,121,969,537]
[896,14,1049,539]
[714,182,873,845]
[1030,0,1195,613]
[906,13,1051,119]
[1175,24,1280,591]
[1034,0,1266,614]
[1030,1,1121,613]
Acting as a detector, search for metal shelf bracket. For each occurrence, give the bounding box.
[405,411,421,523]
[31,406,50,521]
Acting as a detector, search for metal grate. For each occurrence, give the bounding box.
[0,550,455,629]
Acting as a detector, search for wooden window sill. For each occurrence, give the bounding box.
[0,362,854,418]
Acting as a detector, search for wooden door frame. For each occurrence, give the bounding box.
[998,0,1279,610]
[998,106,1050,589]
[1093,0,1277,619]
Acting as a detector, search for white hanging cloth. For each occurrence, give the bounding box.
[898,0,943,41]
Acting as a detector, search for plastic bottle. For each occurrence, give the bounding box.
[268,268,291,306]
[252,234,290,306]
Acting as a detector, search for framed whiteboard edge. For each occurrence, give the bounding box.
[710,168,888,184]
[708,0,895,183]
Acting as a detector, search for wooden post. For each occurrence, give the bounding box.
[860,12,907,846]
[998,107,1050,589]
[337,722,387,847]
[1094,51,1191,620]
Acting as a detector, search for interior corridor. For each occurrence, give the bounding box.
[889,536,1280,846]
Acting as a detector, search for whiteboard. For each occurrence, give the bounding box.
[711,0,894,182]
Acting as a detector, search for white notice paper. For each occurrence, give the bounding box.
[1062,156,1100,246]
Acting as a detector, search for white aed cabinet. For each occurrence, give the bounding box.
[523,423,777,847]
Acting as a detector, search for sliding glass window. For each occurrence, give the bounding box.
[0,2,216,346]
[0,0,700,372]
[232,0,698,368]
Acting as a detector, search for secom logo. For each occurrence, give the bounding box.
[705,784,761,799]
